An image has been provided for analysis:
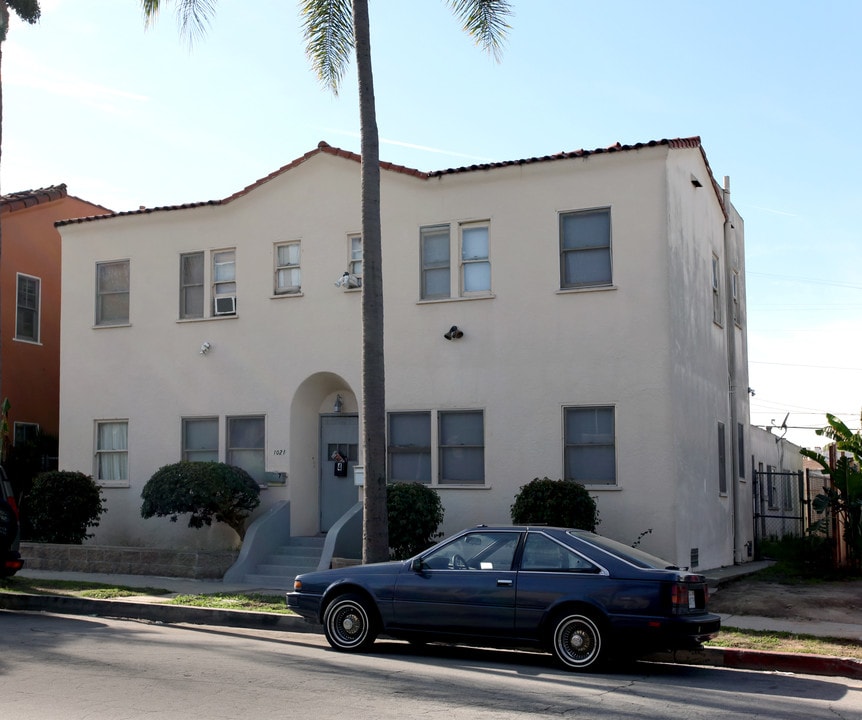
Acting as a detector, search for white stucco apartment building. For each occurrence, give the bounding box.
[57,137,751,572]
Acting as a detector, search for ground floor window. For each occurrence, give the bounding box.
[182,417,219,462]
[96,420,128,486]
[564,406,616,486]
[388,409,484,486]
[227,415,266,485]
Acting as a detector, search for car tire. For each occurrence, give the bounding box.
[0,499,18,554]
[323,593,378,652]
[550,610,607,671]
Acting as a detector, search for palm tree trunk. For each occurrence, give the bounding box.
[352,0,388,563]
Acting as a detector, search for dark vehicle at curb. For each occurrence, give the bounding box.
[287,525,720,671]
[0,466,24,578]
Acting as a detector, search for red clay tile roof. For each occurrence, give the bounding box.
[1,184,112,216]
[56,137,723,226]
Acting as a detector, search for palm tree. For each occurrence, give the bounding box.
[0,0,41,427]
[141,0,511,562]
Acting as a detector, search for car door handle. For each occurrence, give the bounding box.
[497,579,513,587]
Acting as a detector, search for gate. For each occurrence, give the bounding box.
[752,469,805,552]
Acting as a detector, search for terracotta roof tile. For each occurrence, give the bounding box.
[56,136,721,226]
[1,184,112,217]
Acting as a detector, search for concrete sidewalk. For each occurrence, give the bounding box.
[2,563,861,679]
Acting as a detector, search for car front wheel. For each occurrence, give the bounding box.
[551,611,606,671]
[323,593,378,652]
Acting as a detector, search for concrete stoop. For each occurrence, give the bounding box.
[241,536,326,588]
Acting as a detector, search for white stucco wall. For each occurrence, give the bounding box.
[58,142,748,568]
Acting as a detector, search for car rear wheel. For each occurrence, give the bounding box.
[323,593,378,652]
[550,611,607,671]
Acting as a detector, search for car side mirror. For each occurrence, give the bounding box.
[411,557,425,573]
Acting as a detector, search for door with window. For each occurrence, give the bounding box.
[319,415,359,532]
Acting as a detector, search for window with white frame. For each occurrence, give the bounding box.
[213,249,236,315]
[732,269,741,326]
[560,208,612,289]
[182,417,219,462]
[274,241,301,295]
[180,252,205,319]
[388,412,432,483]
[14,422,39,447]
[439,410,485,485]
[460,223,491,294]
[96,260,130,326]
[712,254,723,326]
[96,420,128,485]
[349,234,363,278]
[564,406,616,485]
[782,472,794,511]
[420,225,451,299]
[15,274,40,342]
[227,415,265,485]
[387,409,485,485]
[717,422,727,494]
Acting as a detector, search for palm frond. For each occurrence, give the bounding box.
[7,0,41,24]
[140,0,215,44]
[446,0,512,62]
[300,0,354,95]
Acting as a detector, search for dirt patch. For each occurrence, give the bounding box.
[709,578,862,623]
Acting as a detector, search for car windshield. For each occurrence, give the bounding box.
[567,530,678,570]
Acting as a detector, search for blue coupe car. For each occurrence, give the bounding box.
[286,525,720,671]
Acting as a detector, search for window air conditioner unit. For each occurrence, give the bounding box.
[214,295,236,315]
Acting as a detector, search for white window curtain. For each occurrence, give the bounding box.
[97,422,128,481]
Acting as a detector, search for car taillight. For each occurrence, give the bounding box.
[5,496,18,516]
[4,558,23,572]
[670,582,702,614]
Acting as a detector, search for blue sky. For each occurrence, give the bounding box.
[4,0,861,449]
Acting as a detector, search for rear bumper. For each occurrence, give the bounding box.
[611,612,721,651]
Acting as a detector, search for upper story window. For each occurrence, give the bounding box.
[96,260,130,326]
[420,221,492,300]
[712,254,723,326]
[14,422,39,447]
[213,250,236,315]
[15,274,40,342]
[564,406,616,486]
[731,269,741,326]
[460,223,491,295]
[275,241,301,295]
[349,234,363,278]
[420,225,451,300]
[560,208,612,289]
[180,252,205,318]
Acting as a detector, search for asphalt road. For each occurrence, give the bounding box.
[3,611,862,720]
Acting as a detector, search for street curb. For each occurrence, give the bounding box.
[3,593,860,679]
[645,647,862,679]
[0,593,316,633]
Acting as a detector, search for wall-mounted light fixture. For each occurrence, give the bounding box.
[443,325,464,340]
[199,341,212,355]
[333,394,343,413]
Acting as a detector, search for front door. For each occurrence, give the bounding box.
[319,415,359,532]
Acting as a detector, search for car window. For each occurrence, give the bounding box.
[521,532,597,572]
[568,530,676,569]
[422,531,519,570]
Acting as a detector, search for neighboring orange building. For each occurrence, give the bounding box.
[0,185,109,453]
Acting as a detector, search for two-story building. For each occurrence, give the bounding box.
[57,137,752,573]
[0,185,109,470]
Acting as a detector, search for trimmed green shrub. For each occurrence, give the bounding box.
[510,477,598,531]
[387,482,444,559]
[140,462,260,540]
[22,471,106,544]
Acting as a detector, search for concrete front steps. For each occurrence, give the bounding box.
[241,535,325,589]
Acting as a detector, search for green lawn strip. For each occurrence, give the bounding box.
[707,626,862,660]
[165,592,293,614]
[0,577,173,598]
